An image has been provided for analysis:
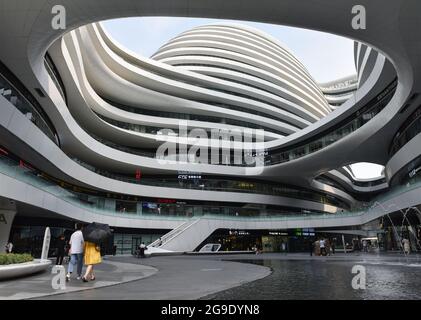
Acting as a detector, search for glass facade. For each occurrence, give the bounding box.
[389,105,421,156]
[0,65,59,145]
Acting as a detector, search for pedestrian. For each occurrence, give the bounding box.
[309,240,314,256]
[55,234,66,265]
[139,242,147,258]
[63,240,70,264]
[402,238,410,255]
[320,238,326,256]
[362,240,368,253]
[82,241,102,282]
[112,244,117,256]
[315,240,320,256]
[331,240,336,255]
[5,242,13,254]
[66,223,84,281]
[325,238,331,256]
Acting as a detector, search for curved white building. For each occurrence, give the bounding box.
[0,0,420,254]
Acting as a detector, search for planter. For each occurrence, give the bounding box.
[0,259,51,280]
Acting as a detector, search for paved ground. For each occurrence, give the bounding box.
[37,255,272,300]
[2,252,420,300]
[0,257,157,300]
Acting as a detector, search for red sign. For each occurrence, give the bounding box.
[156,198,176,204]
[135,169,142,180]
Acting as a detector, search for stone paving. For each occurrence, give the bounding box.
[35,255,272,300]
[2,252,420,300]
[0,257,157,300]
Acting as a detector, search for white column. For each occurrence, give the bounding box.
[0,209,16,252]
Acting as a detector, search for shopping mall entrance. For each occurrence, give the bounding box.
[197,228,317,252]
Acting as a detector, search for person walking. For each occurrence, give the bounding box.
[82,241,102,282]
[319,238,326,256]
[362,240,368,253]
[309,240,314,256]
[5,242,13,254]
[139,242,147,258]
[66,223,84,281]
[55,234,66,265]
[402,238,411,255]
[315,240,320,256]
[325,238,331,256]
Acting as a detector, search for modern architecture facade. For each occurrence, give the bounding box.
[1,0,420,255]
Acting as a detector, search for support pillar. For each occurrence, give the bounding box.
[0,199,16,252]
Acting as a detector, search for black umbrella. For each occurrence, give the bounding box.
[82,222,112,245]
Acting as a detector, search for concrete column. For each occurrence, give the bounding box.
[0,205,16,252]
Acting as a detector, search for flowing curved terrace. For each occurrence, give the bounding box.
[0,0,420,261]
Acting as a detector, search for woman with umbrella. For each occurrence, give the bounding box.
[82,222,112,282]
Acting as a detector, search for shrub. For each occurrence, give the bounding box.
[0,253,34,265]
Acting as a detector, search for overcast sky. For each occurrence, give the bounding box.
[102,17,382,178]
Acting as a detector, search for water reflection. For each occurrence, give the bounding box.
[202,259,421,300]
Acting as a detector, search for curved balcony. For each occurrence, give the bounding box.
[0,66,59,146]
[0,146,349,211]
[1,146,420,226]
[389,106,421,156]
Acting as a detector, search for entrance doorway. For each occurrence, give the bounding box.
[132,236,142,255]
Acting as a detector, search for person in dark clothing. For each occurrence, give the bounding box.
[309,240,314,256]
[112,244,117,256]
[56,234,66,265]
[331,240,336,255]
[139,242,147,258]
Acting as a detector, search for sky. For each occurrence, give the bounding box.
[102,17,356,83]
[102,17,382,178]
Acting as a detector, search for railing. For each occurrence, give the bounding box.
[327,169,388,188]
[87,79,397,168]
[265,79,397,165]
[0,154,341,218]
[71,157,349,209]
[149,219,200,247]
[0,71,59,145]
[1,151,421,223]
[389,105,421,156]
[44,53,67,104]
[101,96,288,136]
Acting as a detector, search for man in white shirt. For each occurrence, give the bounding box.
[5,242,13,253]
[319,239,326,256]
[66,223,84,281]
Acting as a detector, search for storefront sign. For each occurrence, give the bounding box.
[229,230,250,236]
[156,198,177,204]
[269,231,288,236]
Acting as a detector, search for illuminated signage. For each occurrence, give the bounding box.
[135,169,142,181]
[269,231,288,236]
[156,198,176,204]
[409,167,420,178]
[229,230,250,236]
[302,228,316,236]
[178,174,202,180]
